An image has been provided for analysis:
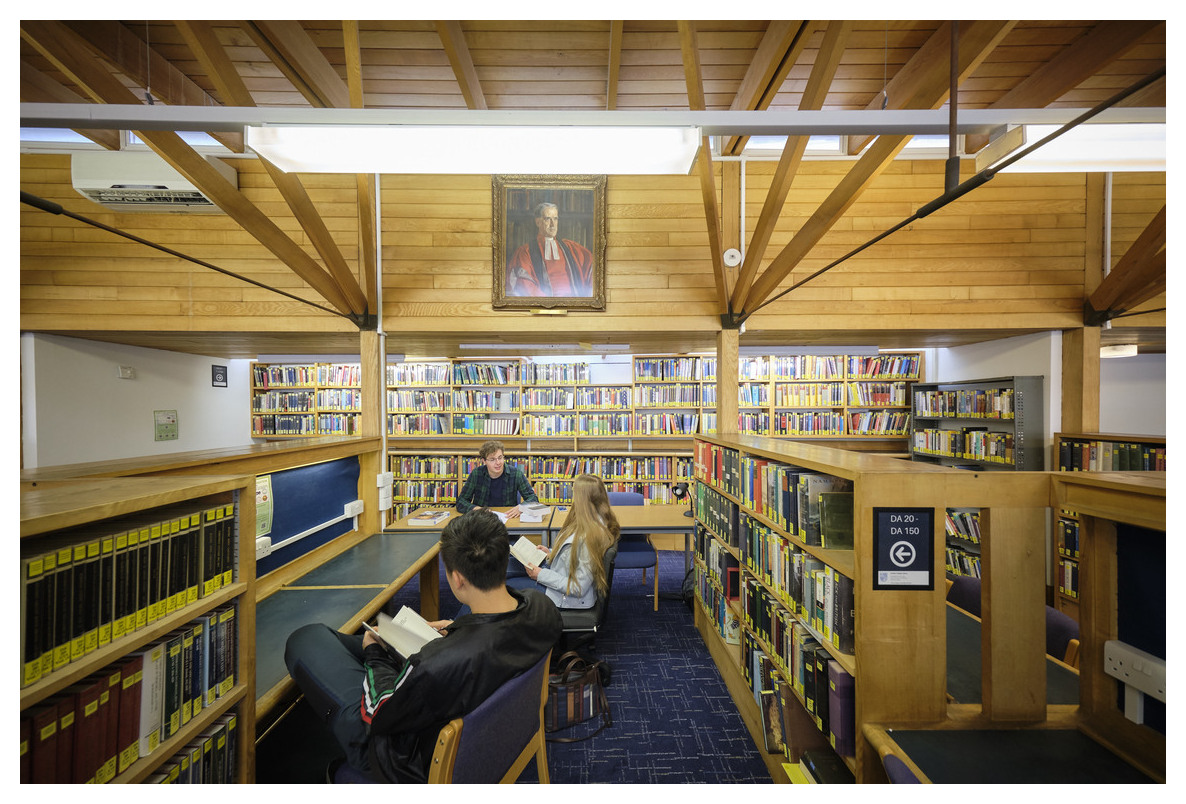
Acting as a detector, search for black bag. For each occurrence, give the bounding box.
[544,651,612,742]
[681,568,696,610]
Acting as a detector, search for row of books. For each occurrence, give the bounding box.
[386,362,450,385]
[846,353,921,380]
[251,413,318,436]
[774,382,847,407]
[945,509,982,544]
[145,713,237,783]
[390,455,458,478]
[1058,438,1166,472]
[522,388,576,408]
[634,412,700,435]
[695,567,742,645]
[527,454,693,480]
[576,413,634,435]
[845,381,909,407]
[318,413,362,434]
[251,390,315,412]
[393,481,458,504]
[388,413,450,435]
[744,551,855,656]
[387,389,451,410]
[771,411,846,436]
[452,414,520,436]
[452,363,521,385]
[740,457,854,548]
[696,441,743,498]
[454,389,520,411]
[695,487,741,549]
[913,428,1015,464]
[946,546,981,577]
[523,363,591,384]
[739,385,771,405]
[521,414,576,436]
[251,364,317,388]
[634,356,700,381]
[744,637,856,764]
[20,604,238,783]
[575,386,632,408]
[633,383,702,406]
[317,363,363,387]
[21,502,237,689]
[847,410,910,436]
[913,388,1017,419]
[316,389,362,410]
[1057,518,1081,558]
[1057,558,1079,599]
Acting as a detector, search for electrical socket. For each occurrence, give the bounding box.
[344,500,364,517]
[256,537,272,560]
[376,472,394,488]
[1104,640,1166,701]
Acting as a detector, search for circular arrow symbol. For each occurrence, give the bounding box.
[890,540,916,568]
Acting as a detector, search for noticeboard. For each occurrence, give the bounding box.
[872,507,934,591]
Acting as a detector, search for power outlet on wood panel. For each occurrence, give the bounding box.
[1104,639,1166,724]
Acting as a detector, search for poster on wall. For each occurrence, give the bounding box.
[257,475,273,538]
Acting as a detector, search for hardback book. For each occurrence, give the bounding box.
[801,748,854,783]
[827,660,856,757]
[830,572,855,654]
[819,492,854,550]
[134,641,166,759]
[510,535,547,569]
[760,688,786,755]
[29,704,59,783]
[798,475,854,547]
[407,509,451,526]
[116,653,143,774]
[163,630,185,739]
[365,606,443,660]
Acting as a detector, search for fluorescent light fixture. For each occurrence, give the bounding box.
[980,124,1165,173]
[460,343,582,351]
[247,125,701,174]
[1100,344,1139,358]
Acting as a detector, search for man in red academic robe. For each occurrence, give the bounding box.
[507,202,594,297]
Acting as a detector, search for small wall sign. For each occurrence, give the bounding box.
[154,409,179,441]
[872,507,934,590]
[212,365,228,387]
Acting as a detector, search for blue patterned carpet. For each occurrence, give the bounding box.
[256,549,772,784]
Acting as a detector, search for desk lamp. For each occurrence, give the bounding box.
[672,481,693,518]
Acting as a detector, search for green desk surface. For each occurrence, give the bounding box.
[295,530,439,587]
[947,605,1079,705]
[888,728,1153,783]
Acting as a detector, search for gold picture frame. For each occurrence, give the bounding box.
[492,174,606,310]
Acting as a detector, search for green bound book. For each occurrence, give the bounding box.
[819,492,854,550]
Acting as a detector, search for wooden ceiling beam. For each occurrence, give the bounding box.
[174,21,256,108]
[20,60,121,150]
[244,20,350,109]
[740,20,1016,314]
[729,20,852,312]
[181,20,368,316]
[20,19,360,319]
[58,21,243,153]
[607,21,623,110]
[435,21,487,110]
[723,20,812,156]
[679,21,728,315]
[965,20,1163,154]
[343,21,378,310]
[1086,205,1166,324]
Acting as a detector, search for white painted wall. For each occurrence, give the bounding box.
[21,333,254,469]
[1099,354,1166,436]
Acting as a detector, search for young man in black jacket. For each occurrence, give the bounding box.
[284,509,562,782]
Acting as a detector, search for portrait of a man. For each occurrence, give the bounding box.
[492,175,606,310]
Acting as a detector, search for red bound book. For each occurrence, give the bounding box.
[30,704,59,783]
[117,653,144,774]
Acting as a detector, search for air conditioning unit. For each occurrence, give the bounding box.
[71,151,237,213]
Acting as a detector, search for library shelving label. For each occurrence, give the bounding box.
[872,507,934,591]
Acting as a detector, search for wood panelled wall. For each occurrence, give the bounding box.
[1107,171,1167,330]
[20,152,1166,349]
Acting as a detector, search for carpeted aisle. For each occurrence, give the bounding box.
[255,549,773,784]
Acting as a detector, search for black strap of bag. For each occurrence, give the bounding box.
[545,651,612,743]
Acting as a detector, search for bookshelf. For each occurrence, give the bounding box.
[910,376,1045,470]
[251,351,922,444]
[20,475,256,784]
[1050,432,1166,621]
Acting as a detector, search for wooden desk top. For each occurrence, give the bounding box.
[386,506,554,533]
[610,504,696,531]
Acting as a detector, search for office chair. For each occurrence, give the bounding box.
[332,650,553,784]
[945,574,982,617]
[608,490,658,611]
[882,753,923,783]
[558,541,619,653]
[1045,605,1081,668]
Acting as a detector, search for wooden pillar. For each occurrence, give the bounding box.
[721,161,742,290]
[357,328,384,534]
[716,329,739,435]
[980,506,1048,721]
[1062,173,1106,434]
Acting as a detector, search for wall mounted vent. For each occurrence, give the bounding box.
[71,151,237,213]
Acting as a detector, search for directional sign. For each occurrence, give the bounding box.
[872,507,934,590]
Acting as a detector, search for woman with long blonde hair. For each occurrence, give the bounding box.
[513,474,620,608]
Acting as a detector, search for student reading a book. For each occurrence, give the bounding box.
[507,473,620,609]
[283,509,562,783]
[455,440,539,519]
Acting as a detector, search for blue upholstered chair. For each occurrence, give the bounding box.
[945,574,982,617]
[1045,605,1081,668]
[882,753,923,783]
[608,491,658,611]
[332,650,554,784]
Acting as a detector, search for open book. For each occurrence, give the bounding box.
[406,509,450,526]
[363,606,443,660]
[509,535,548,569]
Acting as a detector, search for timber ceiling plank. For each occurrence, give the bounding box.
[740,20,1017,315]
[723,20,811,156]
[244,19,351,109]
[730,20,852,312]
[435,21,488,110]
[343,20,378,310]
[175,20,257,107]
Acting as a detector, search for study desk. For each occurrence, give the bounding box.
[611,504,696,573]
[386,506,554,542]
[865,724,1154,783]
[253,530,441,720]
[946,604,1080,705]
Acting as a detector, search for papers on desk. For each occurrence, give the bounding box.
[406,509,450,526]
[519,503,550,523]
[510,535,548,569]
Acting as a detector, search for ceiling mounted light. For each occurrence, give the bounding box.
[1100,344,1139,359]
[246,125,701,175]
[976,124,1165,174]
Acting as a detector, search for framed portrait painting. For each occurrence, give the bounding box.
[492,174,606,310]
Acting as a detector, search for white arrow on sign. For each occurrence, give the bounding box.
[890,540,916,568]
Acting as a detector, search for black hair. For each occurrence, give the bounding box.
[439,509,510,591]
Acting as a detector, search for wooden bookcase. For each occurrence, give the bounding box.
[20,475,257,783]
[251,351,922,445]
[1051,432,1166,622]
[910,376,1045,470]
